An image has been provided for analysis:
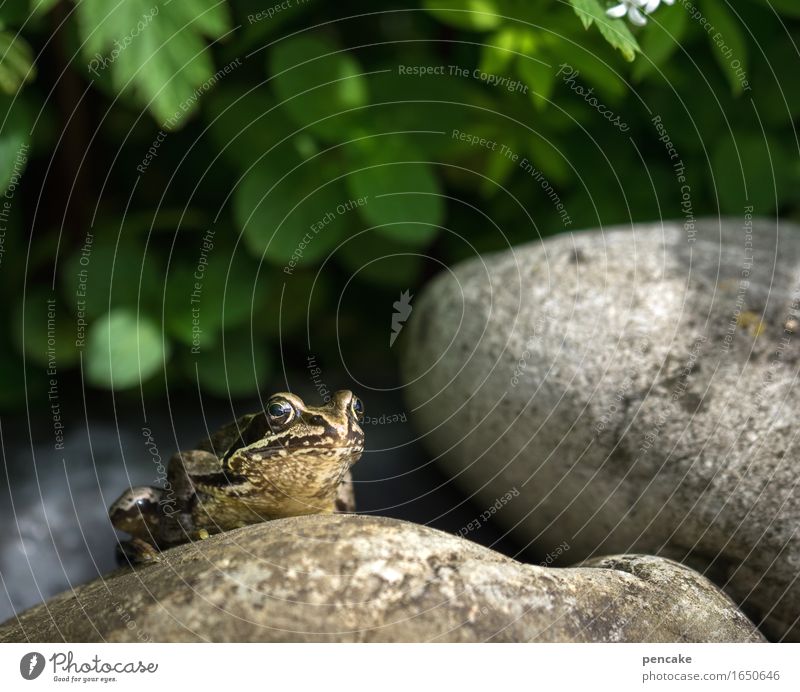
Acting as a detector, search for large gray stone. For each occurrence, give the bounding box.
[401,218,800,641]
[0,515,762,642]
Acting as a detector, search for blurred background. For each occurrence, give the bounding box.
[1,0,799,621]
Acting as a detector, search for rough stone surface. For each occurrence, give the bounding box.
[401,219,800,642]
[0,515,763,642]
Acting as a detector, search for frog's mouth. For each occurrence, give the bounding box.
[223,432,363,459]
[278,444,364,460]
[240,442,363,463]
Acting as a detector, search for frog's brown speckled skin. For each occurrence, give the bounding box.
[109,390,365,564]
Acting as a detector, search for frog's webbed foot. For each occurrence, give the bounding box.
[115,537,162,567]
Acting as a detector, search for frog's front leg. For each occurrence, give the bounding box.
[167,449,224,493]
[153,449,223,548]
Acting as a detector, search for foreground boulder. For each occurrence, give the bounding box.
[0,515,762,642]
[401,218,800,641]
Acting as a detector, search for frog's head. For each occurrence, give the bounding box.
[259,389,365,459]
[222,390,365,505]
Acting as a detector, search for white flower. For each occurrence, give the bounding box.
[606,0,675,26]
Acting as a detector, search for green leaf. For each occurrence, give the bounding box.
[479,26,554,109]
[0,95,31,194]
[123,207,211,234]
[86,308,168,389]
[184,333,270,397]
[367,66,487,150]
[712,134,786,214]
[234,158,350,265]
[347,164,443,247]
[569,0,640,61]
[517,57,556,109]
[750,38,800,126]
[479,27,522,75]
[570,0,595,29]
[337,232,423,287]
[269,35,368,141]
[0,336,29,409]
[253,269,330,338]
[12,290,80,368]
[747,0,800,18]
[480,137,519,195]
[422,0,503,31]
[700,0,748,95]
[60,235,161,320]
[163,264,216,349]
[30,0,60,16]
[0,31,36,94]
[204,84,295,168]
[1,3,34,23]
[163,252,262,346]
[523,135,571,187]
[76,0,232,128]
[632,1,689,81]
[549,40,627,100]
[345,139,444,247]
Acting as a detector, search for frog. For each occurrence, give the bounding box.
[109,390,365,564]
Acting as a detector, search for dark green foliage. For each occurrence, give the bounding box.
[1,0,798,404]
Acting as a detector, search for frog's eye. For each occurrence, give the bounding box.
[351,396,365,423]
[267,398,295,426]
